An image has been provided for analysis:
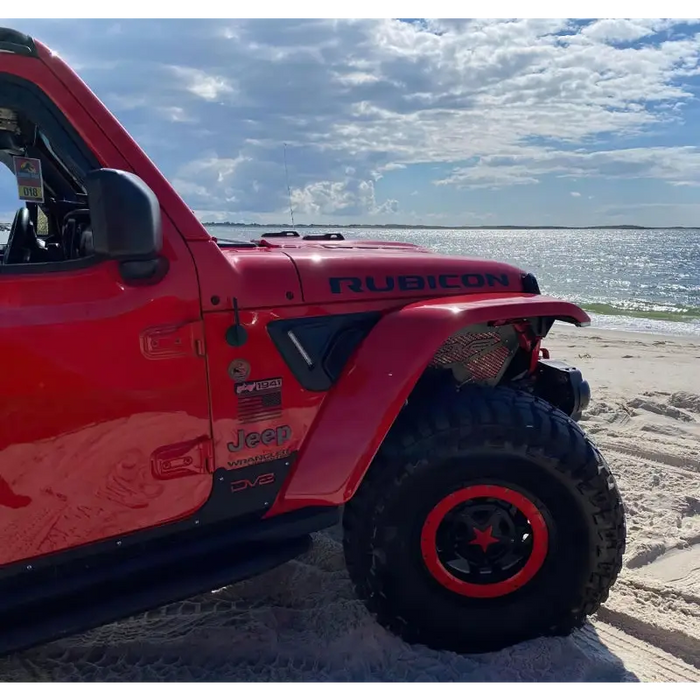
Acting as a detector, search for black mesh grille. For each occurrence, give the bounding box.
[430,330,514,383]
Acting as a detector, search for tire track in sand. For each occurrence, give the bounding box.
[598,577,700,671]
[589,621,700,682]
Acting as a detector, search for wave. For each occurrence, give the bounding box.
[582,302,700,324]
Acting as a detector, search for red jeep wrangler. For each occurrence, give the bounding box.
[0,27,625,657]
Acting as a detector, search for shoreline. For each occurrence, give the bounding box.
[554,322,700,343]
[567,315,700,340]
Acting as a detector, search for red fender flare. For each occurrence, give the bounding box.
[266,293,589,515]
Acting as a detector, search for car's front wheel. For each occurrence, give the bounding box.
[342,384,626,653]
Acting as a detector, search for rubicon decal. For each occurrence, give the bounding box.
[227,425,292,453]
[329,273,511,294]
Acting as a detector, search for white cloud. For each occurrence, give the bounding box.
[12,18,700,222]
[291,178,398,217]
[570,191,581,197]
[168,66,236,101]
[579,19,700,45]
[436,145,700,189]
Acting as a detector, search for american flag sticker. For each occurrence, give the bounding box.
[235,377,283,423]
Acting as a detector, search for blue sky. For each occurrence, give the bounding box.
[2,18,700,226]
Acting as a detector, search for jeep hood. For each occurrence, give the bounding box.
[261,238,534,304]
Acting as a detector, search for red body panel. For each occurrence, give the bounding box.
[187,241,304,312]
[203,309,323,472]
[201,297,402,477]
[0,44,216,566]
[0,239,214,566]
[266,294,589,515]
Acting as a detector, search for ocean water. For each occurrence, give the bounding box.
[206,226,700,338]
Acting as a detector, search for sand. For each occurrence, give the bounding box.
[1,324,699,682]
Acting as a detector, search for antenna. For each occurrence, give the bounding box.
[283,142,296,227]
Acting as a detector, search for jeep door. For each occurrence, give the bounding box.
[0,53,214,567]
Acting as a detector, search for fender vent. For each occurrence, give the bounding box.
[430,325,519,385]
[267,311,381,391]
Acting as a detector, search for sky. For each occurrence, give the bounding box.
[2,18,700,227]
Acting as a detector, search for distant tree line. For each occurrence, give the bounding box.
[201,221,686,230]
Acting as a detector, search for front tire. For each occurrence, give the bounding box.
[342,385,625,653]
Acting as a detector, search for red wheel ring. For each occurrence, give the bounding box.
[420,484,549,599]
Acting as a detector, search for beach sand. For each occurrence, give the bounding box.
[1,325,699,682]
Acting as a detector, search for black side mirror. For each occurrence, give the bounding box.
[85,168,166,283]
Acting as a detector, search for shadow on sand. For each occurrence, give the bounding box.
[0,531,639,682]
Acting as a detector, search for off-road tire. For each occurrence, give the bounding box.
[342,384,626,653]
